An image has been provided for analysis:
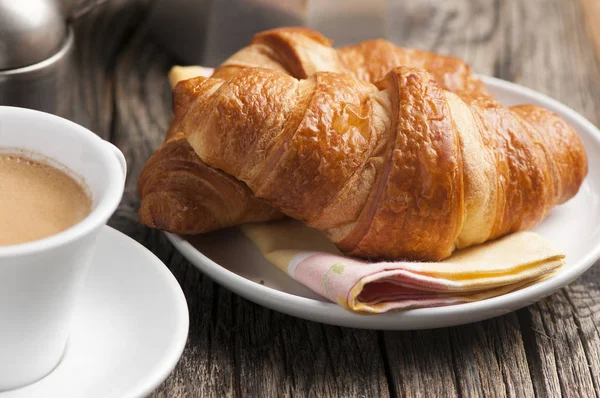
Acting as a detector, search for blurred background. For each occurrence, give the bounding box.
[148,0,390,66]
[2,0,599,122]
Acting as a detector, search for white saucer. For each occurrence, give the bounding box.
[3,227,189,398]
[167,76,600,330]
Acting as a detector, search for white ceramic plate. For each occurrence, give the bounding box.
[167,76,600,330]
[3,226,189,398]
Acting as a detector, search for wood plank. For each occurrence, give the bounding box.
[563,277,600,397]
[381,329,460,398]
[518,267,600,398]
[520,292,598,398]
[69,0,148,138]
[578,0,600,66]
[382,316,535,398]
[448,316,535,398]
[149,246,237,398]
[235,303,389,397]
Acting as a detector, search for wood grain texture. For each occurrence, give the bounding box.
[579,0,600,67]
[68,0,600,396]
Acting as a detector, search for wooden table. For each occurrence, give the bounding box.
[69,0,600,396]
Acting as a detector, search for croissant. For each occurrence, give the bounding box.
[138,27,487,234]
[176,66,587,261]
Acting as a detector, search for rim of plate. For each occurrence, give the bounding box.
[107,228,189,398]
[166,75,600,329]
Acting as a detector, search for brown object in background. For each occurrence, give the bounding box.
[579,0,600,66]
[138,27,487,235]
[178,66,587,261]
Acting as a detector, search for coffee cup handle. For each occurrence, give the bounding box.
[103,141,127,179]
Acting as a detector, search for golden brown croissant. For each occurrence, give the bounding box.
[177,67,587,261]
[136,132,282,233]
[138,27,487,234]
[213,27,485,93]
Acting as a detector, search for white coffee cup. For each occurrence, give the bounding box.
[0,106,126,390]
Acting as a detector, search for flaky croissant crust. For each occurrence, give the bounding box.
[178,66,587,261]
[138,27,488,235]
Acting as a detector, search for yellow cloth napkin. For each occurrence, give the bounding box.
[241,220,564,313]
[169,66,214,87]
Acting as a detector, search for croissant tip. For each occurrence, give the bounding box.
[138,201,157,229]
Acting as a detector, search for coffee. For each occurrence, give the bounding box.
[0,153,92,246]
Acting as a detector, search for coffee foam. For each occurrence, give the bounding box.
[0,153,92,246]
